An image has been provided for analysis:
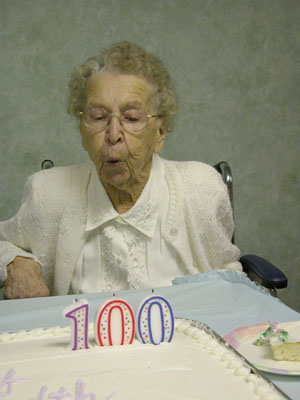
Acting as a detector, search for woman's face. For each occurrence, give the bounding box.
[80,72,166,190]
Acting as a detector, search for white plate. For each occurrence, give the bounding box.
[224,321,300,375]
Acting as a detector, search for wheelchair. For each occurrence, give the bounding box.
[214,162,288,296]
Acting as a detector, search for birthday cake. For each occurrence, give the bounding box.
[0,319,285,400]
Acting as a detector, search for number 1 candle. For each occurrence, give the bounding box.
[136,294,174,345]
[63,299,90,350]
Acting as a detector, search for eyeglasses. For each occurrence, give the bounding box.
[79,108,161,135]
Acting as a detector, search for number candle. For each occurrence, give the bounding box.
[63,299,90,350]
[95,298,135,346]
[136,294,174,345]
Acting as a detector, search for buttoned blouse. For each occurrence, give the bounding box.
[0,156,242,295]
[71,155,187,293]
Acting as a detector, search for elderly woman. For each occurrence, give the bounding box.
[0,41,241,299]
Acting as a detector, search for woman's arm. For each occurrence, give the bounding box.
[0,173,53,298]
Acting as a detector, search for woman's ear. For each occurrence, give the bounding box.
[80,123,88,151]
[154,122,166,153]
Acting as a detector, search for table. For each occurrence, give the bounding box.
[0,272,299,399]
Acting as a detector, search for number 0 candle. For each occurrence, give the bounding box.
[95,298,135,346]
[136,294,174,345]
[63,299,90,351]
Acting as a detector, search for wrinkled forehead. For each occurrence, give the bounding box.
[84,72,157,110]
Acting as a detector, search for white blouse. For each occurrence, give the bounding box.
[71,155,187,294]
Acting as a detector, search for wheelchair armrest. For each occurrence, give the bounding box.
[240,254,288,289]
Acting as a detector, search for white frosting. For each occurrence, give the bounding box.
[0,320,285,400]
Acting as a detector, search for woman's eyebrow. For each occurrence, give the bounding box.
[120,101,144,111]
[86,101,144,111]
[85,103,106,110]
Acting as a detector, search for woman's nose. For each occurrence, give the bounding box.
[106,115,123,144]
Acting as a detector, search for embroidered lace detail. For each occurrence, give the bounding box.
[100,225,126,292]
[103,225,116,239]
[100,221,150,292]
[124,202,158,236]
[122,229,149,289]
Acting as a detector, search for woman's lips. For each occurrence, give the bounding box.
[106,158,123,165]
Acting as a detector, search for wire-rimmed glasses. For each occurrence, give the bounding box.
[79,108,161,135]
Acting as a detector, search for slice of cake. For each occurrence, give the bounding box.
[271,341,300,362]
[254,321,300,362]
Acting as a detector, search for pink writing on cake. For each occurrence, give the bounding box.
[29,385,47,400]
[30,380,97,399]
[0,370,116,400]
[48,386,71,399]
[75,379,96,400]
[0,368,29,397]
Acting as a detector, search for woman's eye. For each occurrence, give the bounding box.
[123,110,142,122]
[89,110,107,121]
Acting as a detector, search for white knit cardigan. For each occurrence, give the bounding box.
[0,158,241,295]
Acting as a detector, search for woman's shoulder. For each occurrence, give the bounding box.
[162,158,223,186]
[161,158,229,210]
[28,162,92,189]
[22,163,92,210]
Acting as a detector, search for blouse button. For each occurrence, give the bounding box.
[132,257,138,267]
[170,228,177,236]
[103,225,116,239]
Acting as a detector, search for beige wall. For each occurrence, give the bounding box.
[0,0,299,309]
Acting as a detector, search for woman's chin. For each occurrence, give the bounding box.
[99,165,130,188]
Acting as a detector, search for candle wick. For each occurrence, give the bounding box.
[113,293,116,297]
[73,298,78,303]
[152,289,154,294]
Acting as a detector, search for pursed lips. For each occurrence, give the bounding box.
[106,158,123,165]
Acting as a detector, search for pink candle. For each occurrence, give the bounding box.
[63,299,90,350]
[94,298,135,346]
